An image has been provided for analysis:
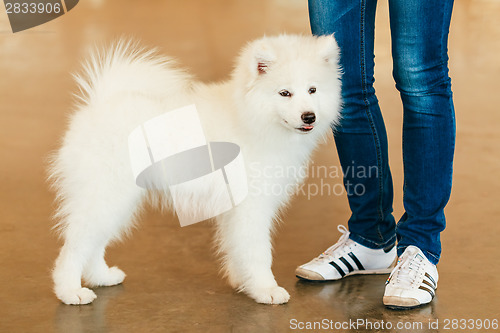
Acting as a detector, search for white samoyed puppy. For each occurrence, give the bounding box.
[49,34,342,305]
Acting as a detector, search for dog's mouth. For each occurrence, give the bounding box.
[296,125,314,133]
[283,120,315,134]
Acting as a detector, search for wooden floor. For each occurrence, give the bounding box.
[1,1,499,332]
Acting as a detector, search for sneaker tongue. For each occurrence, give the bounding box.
[405,245,421,256]
[398,246,420,263]
[396,248,424,287]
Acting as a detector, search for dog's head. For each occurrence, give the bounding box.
[233,34,342,137]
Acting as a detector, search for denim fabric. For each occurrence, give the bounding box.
[308,0,455,264]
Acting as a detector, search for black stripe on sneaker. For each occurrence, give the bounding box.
[329,261,346,277]
[419,285,435,298]
[425,273,437,288]
[339,257,354,272]
[348,252,365,270]
[422,279,434,289]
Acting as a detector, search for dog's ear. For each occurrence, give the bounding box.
[252,40,276,75]
[318,34,340,65]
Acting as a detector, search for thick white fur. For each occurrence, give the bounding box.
[49,35,342,305]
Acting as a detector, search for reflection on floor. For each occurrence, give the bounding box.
[0,0,499,332]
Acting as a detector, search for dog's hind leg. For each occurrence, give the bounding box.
[52,166,144,305]
[82,244,126,288]
[53,240,99,305]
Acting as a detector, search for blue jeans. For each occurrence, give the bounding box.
[309,0,455,264]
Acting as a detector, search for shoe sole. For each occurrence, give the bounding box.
[295,266,394,282]
[383,296,429,310]
[384,304,425,310]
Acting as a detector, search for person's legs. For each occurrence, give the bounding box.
[383,0,454,309]
[308,0,396,249]
[389,0,455,265]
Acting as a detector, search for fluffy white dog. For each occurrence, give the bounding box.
[50,34,342,305]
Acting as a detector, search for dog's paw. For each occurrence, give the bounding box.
[86,266,126,287]
[56,287,97,305]
[248,286,290,305]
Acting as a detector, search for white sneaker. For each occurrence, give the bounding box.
[383,245,439,309]
[295,225,397,281]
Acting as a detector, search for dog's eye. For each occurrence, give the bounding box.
[279,90,292,97]
[308,87,317,94]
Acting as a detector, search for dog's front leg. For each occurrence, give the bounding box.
[215,197,290,304]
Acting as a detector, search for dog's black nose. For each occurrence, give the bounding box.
[301,112,316,124]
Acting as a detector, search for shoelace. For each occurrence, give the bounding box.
[386,251,422,288]
[314,225,351,262]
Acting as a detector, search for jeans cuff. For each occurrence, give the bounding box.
[349,232,396,250]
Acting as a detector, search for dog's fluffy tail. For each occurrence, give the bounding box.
[73,39,193,107]
[48,40,193,234]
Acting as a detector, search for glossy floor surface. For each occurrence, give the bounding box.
[1,1,499,332]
